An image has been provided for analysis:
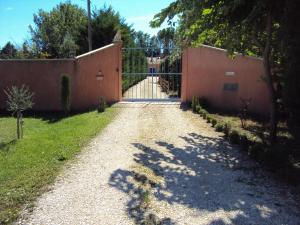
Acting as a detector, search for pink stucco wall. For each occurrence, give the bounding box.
[181,45,270,114]
[0,42,122,111]
[0,59,75,111]
[72,42,122,110]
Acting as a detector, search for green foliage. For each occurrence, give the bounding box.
[215,123,224,132]
[206,115,212,123]
[191,96,199,112]
[198,109,207,116]
[122,47,148,93]
[157,27,175,50]
[30,2,88,58]
[159,55,182,95]
[4,85,34,139]
[203,112,209,120]
[0,108,117,224]
[1,4,138,59]
[97,97,107,113]
[4,85,34,113]
[61,75,71,113]
[0,42,17,59]
[239,98,251,128]
[91,6,134,49]
[193,99,300,185]
[151,0,300,142]
[211,118,217,127]
[195,105,202,113]
[3,4,152,61]
[59,32,78,58]
[223,122,232,137]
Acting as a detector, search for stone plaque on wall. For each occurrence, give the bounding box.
[223,83,239,91]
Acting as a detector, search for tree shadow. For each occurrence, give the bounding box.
[0,139,16,152]
[245,124,265,139]
[109,133,299,224]
[25,110,91,124]
[109,169,175,225]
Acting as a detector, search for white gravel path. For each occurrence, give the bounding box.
[18,103,300,225]
[123,76,174,100]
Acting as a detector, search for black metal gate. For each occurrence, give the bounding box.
[122,47,182,101]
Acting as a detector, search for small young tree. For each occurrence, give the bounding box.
[61,75,71,113]
[239,98,252,128]
[4,85,34,139]
[97,97,107,113]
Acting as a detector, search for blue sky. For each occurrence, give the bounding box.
[0,0,174,47]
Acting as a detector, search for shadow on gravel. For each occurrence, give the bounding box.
[109,133,299,225]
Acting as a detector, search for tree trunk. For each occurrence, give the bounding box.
[16,111,20,139]
[263,10,278,144]
[20,113,23,138]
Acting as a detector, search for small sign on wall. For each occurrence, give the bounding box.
[223,83,239,91]
[225,71,235,76]
[96,71,104,81]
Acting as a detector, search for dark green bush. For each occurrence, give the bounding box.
[206,115,212,123]
[192,96,199,112]
[211,118,218,127]
[198,109,204,116]
[228,129,240,144]
[202,111,208,119]
[223,122,232,136]
[196,105,202,113]
[61,75,71,113]
[97,97,107,113]
[215,123,224,132]
[200,109,208,115]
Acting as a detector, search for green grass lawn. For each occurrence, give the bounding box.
[0,107,118,224]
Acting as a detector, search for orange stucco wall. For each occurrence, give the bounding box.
[0,43,122,111]
[72,42,122,110]
[181,45,270,114]
[0,59,75,111]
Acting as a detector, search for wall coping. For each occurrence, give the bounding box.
[0,43,117,62]
[0,58,75,62]
[75,43,115,59]
[196,44,263,61]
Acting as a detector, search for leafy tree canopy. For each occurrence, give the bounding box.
[0,42,17,59]
[29,2,88,58]
[151,0,300,142]
[91,5,135,49]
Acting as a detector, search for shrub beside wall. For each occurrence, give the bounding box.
[97,97,107,113]
[61,75,71,113]
[191,96,300,184]
[193,97,266,154]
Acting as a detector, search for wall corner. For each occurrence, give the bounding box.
[181,48,189,102]
[116,41,123,101]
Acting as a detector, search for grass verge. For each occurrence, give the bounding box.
[0,107,118,224]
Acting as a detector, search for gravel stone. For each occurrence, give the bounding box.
[17,103,300,225]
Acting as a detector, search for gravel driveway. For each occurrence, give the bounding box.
[18,103,300,225]
[123,76,172,100]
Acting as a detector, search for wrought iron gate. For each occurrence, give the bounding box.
[122,47,182,101]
